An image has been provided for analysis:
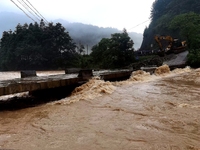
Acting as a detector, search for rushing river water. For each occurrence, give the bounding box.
[0,66,200,150]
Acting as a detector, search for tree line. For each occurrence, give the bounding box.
[91,29,135,69]
[0,20,136,70]
[0,20,78,70]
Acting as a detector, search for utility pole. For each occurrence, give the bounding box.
[87,45,88,55]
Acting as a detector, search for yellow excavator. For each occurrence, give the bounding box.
[154,35,187,56]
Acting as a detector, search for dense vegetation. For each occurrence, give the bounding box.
[0,20,136,70]
[141,0,200,67]
[90,29,135,69]
[0,20,78,70]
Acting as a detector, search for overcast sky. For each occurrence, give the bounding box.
[1,0,155,33]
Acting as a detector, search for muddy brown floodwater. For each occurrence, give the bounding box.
[0,66,200,150]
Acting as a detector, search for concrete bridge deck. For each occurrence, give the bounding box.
[0,74,80,96]
[0,70,133,96]
[0,50,189,97]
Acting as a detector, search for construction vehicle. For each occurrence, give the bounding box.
[154,35,187,56]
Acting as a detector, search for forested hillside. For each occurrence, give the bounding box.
[140,0,200,50]
[0,21,78,70]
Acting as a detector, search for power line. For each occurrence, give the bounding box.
[10,0,49,24]
[25,0,49,24]
[17,0,41,22]
[10,0,36,22]
[128,19,150,30]
[21,0,43,21]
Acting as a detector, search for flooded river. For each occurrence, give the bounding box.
[0,66,200,150]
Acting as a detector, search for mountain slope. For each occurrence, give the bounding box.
[0,12,32,34]
[140,0,200,50]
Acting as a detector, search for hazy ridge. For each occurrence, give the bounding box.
[0,12,142,51]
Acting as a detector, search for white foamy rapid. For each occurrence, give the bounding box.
[51,78,116,105]
[51,65,193,105]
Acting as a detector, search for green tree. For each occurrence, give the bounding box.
[150,0,170,21]
[187,49,200,67]
[77,43,85,55]
[91,29,135,69]
[0,31,16,70]
[0,20,77,70]
[42,22,76,68]
[170,12,200,49]
[90,38,110,68]
[170,12,200,67]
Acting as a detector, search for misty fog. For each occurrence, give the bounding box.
[0,12,143,52]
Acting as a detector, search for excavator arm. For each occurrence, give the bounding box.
[154,35,173,52]
[154,35,186,56]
